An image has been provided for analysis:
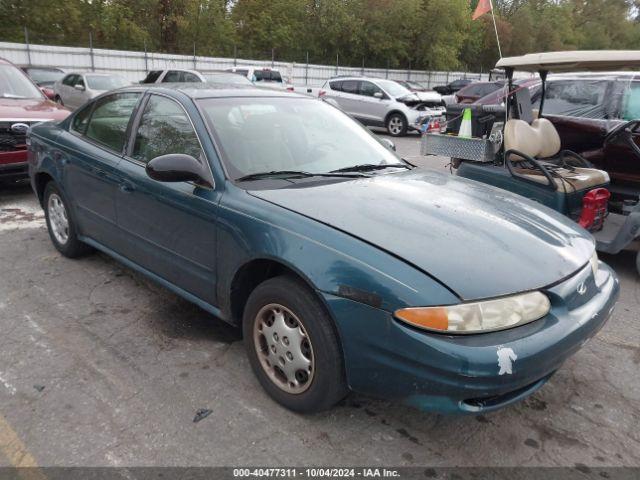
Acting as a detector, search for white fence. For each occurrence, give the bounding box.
[0,41,488,88]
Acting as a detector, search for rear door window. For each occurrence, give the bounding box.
[182,72,201,82]
[84,92,141,152]
[162,71,183,82]
[341,80,360,94]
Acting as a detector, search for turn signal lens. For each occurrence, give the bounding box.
[394,291,550,334]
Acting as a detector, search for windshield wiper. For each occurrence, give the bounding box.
[329,163,410,173]
[236,170,365,182]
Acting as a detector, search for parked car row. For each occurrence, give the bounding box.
[139,67,290,90]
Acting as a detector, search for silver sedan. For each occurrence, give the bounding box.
[53,72,130,110]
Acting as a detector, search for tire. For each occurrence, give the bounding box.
[243,275,348,413]
[386,113,407,137]
[43,182,92,258]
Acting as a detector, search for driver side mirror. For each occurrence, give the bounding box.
[146,153,211,187]
[373,92,384,99]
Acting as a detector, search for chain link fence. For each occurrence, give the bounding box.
[1,33,488,88]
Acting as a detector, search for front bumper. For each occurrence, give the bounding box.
[322,261,619,414]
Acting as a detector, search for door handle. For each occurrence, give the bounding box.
[119,181,135,193]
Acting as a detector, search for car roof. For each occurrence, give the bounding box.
[154,68,200,73]
[19,65,64,70]
[117,83,305,99]
[328,76,388,81]
[64,72,120,76]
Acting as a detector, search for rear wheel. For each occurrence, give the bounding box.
[386,113,407,137]
[44,182,92,258]
[243,275,348,413]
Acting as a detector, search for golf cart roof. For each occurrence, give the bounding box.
[496,50,640,73]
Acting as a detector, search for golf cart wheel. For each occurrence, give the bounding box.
[243,275,348,413]
[386,113,407,137]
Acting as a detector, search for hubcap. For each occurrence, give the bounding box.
[388,117,403,135]
[253,303,315,394]
[47,193,69,245]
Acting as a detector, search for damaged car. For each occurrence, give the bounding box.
[320,76,445,136]
[28,84,619,414]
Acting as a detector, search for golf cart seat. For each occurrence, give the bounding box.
[504,118,610,191]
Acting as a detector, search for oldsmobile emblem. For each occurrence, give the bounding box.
[576,282,587,296]
[10,123,30,134]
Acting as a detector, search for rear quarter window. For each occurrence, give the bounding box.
[329,81,342,91]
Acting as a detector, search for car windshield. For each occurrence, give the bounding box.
[86,75,129,90]
[205,73,253,86]
[0,65,43,99]
[26,68,64,85]
[198,97,403,181]
[376,80,411,98]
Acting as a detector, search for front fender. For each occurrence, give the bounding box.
[216,187,459,319]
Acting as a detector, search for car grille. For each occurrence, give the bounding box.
[0,122,30,152]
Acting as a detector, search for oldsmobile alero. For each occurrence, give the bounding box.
[27,84,619,413]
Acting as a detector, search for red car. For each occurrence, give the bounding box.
[0,58,69,183]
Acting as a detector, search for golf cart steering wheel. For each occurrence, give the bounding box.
[604,120,640,158]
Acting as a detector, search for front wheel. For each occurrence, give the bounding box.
[386,113,407,137]
[243,275,348,413]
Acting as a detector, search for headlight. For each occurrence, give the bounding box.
[394,291,550,334]
[589,251,599,277]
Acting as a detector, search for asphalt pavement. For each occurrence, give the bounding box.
[0,134,638,470]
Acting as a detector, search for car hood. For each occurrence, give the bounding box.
[249,169,594,301]
[0,98,69,121]
[413,90,442,103]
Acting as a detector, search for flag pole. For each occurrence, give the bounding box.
[489,0,502,58]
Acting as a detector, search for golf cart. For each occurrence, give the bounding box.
[422,51,640,273]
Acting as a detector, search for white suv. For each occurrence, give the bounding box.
[319,76,445,136]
